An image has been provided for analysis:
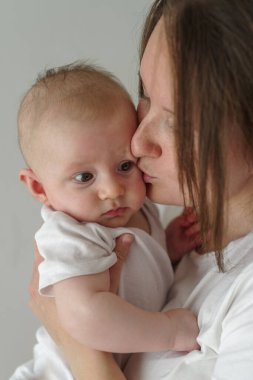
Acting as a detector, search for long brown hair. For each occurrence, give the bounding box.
[140,0,253,270]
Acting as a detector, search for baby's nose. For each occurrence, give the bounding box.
[98,178,125,200]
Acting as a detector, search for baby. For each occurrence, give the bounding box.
[14,62,199,378]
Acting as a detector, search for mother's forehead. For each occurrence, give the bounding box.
[140,17,174,112]
[140,18,167,70]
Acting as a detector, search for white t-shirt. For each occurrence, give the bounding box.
[124,230,253,380]
[10,199,173,379]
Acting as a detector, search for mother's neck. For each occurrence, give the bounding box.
[223,176,253,247]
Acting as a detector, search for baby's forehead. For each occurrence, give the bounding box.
[45,90,133,127]
[37,92,135,143]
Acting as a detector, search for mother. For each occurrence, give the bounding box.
[30,0,253,379]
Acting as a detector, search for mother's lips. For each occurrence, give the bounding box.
[141,169,156,183]
[138,162,156,183]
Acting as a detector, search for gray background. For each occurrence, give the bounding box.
[0,1,180,378]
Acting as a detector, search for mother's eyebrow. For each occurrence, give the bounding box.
[163,107,174,115]
[138,71,174,115]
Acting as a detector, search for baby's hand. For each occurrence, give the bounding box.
[166,208,202,264]
[164,308,200,351]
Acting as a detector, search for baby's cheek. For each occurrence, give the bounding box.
[137,175,147,201]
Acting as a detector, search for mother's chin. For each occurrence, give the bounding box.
[145,179,185,207]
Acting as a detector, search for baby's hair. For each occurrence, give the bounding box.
[18,61,133,168]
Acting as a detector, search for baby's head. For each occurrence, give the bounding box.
[19,62,146,227]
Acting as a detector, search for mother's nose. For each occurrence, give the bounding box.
[131,120,161,158]
[131,122,142,158]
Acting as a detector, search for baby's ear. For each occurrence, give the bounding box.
[19,168,47,204]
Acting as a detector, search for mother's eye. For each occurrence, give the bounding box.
[74,172,93,183]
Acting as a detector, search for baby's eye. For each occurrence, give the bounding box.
[118,161,134,172]
[74,172,93,183]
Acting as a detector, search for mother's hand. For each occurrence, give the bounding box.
[29,243,61,344]
[29,234,133,380]
[110,233,134,293]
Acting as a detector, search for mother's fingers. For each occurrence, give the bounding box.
[34,242,44,265]
[115,234,134,262]
[29,244,40,299]
[109,233,134,293]
[29,247,60,344]
[29,243,44,299]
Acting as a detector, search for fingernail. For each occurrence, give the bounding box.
[122,234,134,244]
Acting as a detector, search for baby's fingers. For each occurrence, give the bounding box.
[185,222,201,238]
[179,207,199,227]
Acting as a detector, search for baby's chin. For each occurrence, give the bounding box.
[99,216,133,229]
[95,206,138,229]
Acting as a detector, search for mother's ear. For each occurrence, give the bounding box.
[19,168,48,204]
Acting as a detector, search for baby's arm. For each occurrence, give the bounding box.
[30,245,126,380]
[53,271,199,353]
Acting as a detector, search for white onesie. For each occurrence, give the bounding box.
[10,199,173,379]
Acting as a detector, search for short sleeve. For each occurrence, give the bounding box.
[36,206,117,296]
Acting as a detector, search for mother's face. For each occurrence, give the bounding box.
[131,18,185,206]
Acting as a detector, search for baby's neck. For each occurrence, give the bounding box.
[125,209,151,235]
